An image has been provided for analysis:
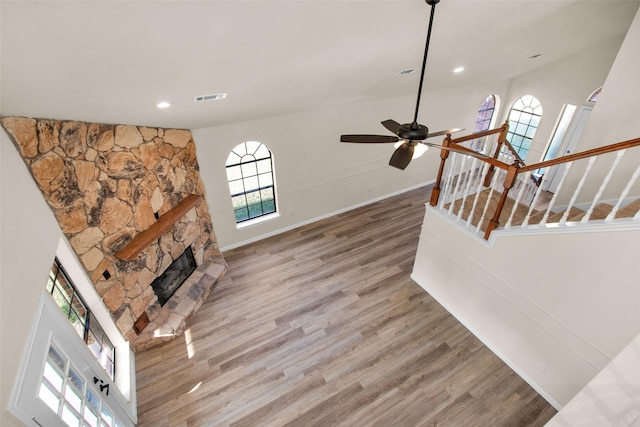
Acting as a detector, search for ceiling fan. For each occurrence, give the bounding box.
[341,0,487,170]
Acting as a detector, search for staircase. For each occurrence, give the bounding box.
[413,124,640,410]
[445,188,640,235]
[429,122,640,240]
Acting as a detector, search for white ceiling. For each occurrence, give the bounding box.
[1,0,639,130]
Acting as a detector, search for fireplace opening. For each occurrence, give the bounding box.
[151,246,197,306]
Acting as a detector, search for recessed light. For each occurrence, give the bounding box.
[453,66,465,74]
[530,54,542,59]
[156,101,171,109]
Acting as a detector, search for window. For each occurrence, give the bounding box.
[588,87,602,103]
[506,95,543,159]
[48,258,115,381]
[226,141,277,224]
[39,342,125,427]
[474,95,496,133]
[471,95,497,151]
[10,239,135,426]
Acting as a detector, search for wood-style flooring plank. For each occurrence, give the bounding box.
[135,185,556,426]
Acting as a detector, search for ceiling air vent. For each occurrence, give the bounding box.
[194,93,227,102]
[397,68,416,76]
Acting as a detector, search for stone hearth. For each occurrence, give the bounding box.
[1,116,227,350]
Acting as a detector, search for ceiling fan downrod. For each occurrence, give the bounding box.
[411,0,440,129]
[339,0,468,171]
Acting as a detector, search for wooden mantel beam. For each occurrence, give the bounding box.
[114,194,203,261]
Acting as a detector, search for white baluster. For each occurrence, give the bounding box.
[439,152,458,210]
[540,162,573,225]
[559,156,597,225]
[476,166,502,233]
[466,162,491,227]
[582,150,626,223]
[455,155,473,220]
[479,135,493,156]
[522,172,551,226]
[606,164,640,222]
[448,154,467,215]
[505,171,532,228]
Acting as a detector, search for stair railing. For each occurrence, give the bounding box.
[429,123,640,240]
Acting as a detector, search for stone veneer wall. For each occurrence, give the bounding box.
[1,116,227,350]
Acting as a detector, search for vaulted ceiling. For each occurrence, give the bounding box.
[2,0,638,130]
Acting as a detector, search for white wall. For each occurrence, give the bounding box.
[411,8,640,409]
[1,130,62,426]
[560,7,640,202]
[412,212,640,407]
[547,333,640,426]
[193,83,510,250]
[0,81,506,424]
[500,36,625,164]
[1,9,634,424]
[192,29,626,252]
[577,8,640,152]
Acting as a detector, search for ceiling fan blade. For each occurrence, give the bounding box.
[420,141,493,161]
[426,128,465,139]
[381,119,401,135]
[341,134,399,143]
[389,142,414,170]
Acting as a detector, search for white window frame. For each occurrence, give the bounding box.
[225,140,279,227]
[9,238,137,426]
[9,293,137,426]
[474,94,498,133]
[506,94,543,160]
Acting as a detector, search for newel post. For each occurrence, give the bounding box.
[483,120,510,187]
[429,135,452,206]
[484,159,520,240]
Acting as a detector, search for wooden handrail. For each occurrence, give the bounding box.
[518,136,640,173]
[487,136,640,238]
[429,125,640,241]
[502,140,526,166]
[451,120,524,166]
[447,142,511,170]
[449,123,507,144]
[431,123,512,207]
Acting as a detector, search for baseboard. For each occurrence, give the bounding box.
[220,180,435,252]
[408,213,622,409]
[411,271,564,410]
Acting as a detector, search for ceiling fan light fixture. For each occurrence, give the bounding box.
[340,0,461,171]
[394,140,428,159]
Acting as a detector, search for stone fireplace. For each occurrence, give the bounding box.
[151,246,197,307]
[1,116,227,351]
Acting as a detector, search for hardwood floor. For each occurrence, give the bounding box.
[135,186,557,426]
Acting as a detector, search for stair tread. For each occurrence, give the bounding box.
[546,207,586,224]
[616,198,640,218]
[445,188,540,231]
[571,203,613,221]
[442,186,639,233]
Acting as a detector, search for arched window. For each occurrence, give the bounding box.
[506,95,543,160]
[588,87,602,103]
[471,95,497,151]
[226,141,277,224]
[474,95,496,133]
